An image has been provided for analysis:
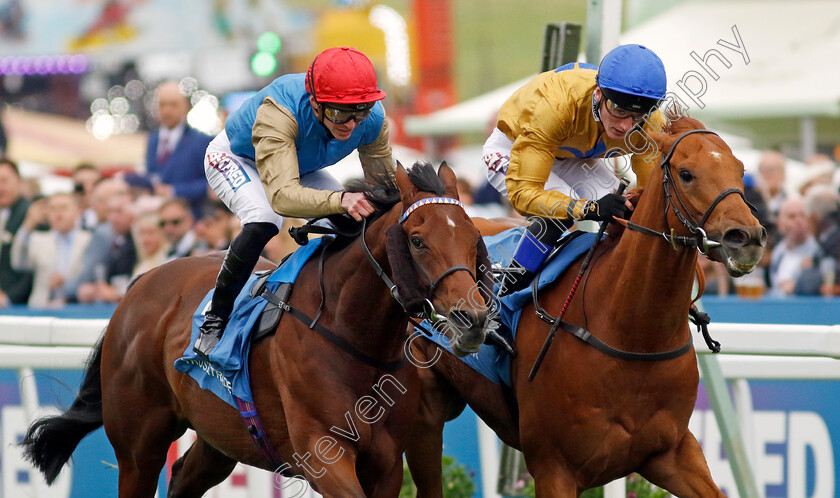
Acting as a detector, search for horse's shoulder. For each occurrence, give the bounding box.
[471,217,527,236]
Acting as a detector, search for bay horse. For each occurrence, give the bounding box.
[21,162,491,497]
[405,117,767,497]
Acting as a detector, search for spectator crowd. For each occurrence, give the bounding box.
[2,80,839,307]
[701,150,840,298]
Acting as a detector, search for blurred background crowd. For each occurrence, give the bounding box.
[2,0,840,308]
[0,78,512,309]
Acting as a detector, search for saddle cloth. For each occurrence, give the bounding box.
[173,237,325,408]
[422,228,597,387]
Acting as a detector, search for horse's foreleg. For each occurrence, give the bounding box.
[405,342,467,498]
[308,453,367,497]
[405,418,445,498]
[639,431,726,497]
[167,437,237,498]
[286,434,366,498]
[366,456,405,498]
[528,461,579,498]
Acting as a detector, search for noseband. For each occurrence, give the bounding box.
[399,197,477,298]
[622,129,757,254]
[362,196,483,320]
[661,129,756,254]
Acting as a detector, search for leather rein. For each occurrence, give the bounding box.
[282,197,478,371]
[616,129,757,255]
[534,129,751,361]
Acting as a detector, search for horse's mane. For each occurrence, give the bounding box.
[344,161,446,216]
[313,161,447,249]
[662,115,705,135]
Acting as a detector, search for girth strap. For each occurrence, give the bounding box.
[261,290,408,372]
[234,396,285,471]
[554,320,694,361]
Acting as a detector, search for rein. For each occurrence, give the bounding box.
[619,129,757,254]
[369,197,475,318]
[530,129,745,366]
[279,196,479,370]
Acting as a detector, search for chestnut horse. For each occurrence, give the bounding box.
[406,117,767,497]
[22,162,490,497]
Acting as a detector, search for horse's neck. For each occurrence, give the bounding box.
[323,209,407,353]
[608,177,698,332]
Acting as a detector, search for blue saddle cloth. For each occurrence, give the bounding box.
[422,228,597,387]
[173,238,325,408]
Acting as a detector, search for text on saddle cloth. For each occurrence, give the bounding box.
[173,237,325,409]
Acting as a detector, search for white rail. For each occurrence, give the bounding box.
[3,317,840,498]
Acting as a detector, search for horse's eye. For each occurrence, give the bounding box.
[411,236,425,249]
[679,170,694,183]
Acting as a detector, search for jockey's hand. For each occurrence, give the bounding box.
[582,193,632,222]
[341,192,375,221]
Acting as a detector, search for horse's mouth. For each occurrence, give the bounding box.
[448,325,486,358]
[725,256,756,277]
[451,341,482,357]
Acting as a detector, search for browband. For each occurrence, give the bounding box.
[399,197,464,224]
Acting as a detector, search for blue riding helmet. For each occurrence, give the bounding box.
[596,44,666,113]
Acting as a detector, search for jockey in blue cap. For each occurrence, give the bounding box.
[483,44,668,294]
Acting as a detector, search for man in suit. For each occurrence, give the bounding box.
[11,193,91,307]
[158,197,205,261]
[0,159,33,306]
[145,81,213,220]
[76,192,137,303]
[63,177,130,302]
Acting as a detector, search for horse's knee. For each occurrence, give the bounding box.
[167,439,236,498]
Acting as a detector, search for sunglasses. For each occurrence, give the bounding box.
[158,217,184,228]
[321,105,372,125]
[602,99,647,123]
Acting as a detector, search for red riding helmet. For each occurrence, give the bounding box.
[305,47,386,105]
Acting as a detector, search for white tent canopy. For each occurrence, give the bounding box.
[622,0,840,121]
[404,76,531,137]
[404,0,840,140]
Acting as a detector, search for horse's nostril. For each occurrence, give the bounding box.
[449,309,479,329]
[758,226,768,247]
[722,228,749,248]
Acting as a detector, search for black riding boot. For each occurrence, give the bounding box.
[194,222,279,357]
[498,217,571,296]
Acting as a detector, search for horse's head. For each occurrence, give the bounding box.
[386,162,491,357]
[648,117,766,276]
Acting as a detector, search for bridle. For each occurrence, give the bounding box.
[271,195,484,372]
[620,129,757,254]
[361,196,481,322]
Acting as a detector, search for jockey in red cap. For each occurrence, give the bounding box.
[195,47,393,357]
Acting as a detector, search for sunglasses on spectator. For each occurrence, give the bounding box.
[602,99,647,123]
[321,104,372,125]
[159,217,185,228]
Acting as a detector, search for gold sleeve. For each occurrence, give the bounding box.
[253,98,344,218]
[630,110,668,189]
[503,110,589,220]
[357,113,395,181]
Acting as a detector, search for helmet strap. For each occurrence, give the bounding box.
[591,91,602,122]
[308,97,334,138]
[307,53,320,102]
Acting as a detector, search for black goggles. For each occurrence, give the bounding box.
[602,98,648,123]
[322,105,373,125]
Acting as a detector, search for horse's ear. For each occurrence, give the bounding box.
[395,161,418,203]
[438,162,459,199]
